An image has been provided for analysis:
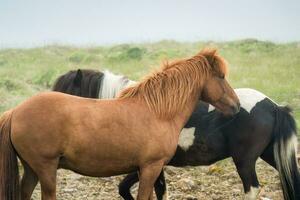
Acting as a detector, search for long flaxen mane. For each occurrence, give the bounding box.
[118,49,228,119]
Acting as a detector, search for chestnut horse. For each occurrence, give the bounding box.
[0,49,240,200]
[53,69,300,200]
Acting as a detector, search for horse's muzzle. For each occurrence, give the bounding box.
[230,102,240,115]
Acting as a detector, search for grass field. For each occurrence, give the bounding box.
[0,39,299,130]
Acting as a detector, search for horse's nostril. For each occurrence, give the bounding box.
[231,104,240,114]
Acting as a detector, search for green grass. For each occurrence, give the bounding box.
[0,39,300,131]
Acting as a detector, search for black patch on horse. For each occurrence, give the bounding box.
[53,69,104,98]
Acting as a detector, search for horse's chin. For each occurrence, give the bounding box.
[220,109,236,117]
[212,102,240,117]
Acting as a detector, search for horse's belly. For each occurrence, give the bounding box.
[59,155,138,177]
[59,139,143,177]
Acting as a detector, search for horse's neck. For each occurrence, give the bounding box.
[171,92,201,135]
[99,71,136,99]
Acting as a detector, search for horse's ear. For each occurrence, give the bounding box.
[74,69,83,86]
[201,48,218,66]
[201,48,228,75]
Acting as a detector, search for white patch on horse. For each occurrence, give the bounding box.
[178,127,196,151]
[208,104,215,112]
[285,134,298,165]
[99,70,136,99]
[274,133,298,196]
[244,186,260,200]
[207,88,276,113]
[235,88,271,113]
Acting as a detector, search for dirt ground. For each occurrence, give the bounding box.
[30,158,283,200]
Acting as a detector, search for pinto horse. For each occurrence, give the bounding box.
[53,69,300,200]
[0,49,240,200]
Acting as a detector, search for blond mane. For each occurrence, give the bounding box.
[118,49,228,119]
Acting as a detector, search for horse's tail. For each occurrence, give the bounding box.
[273,106,300,200]
[0,110,20,200]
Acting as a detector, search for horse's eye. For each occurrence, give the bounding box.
[220,75,225,79]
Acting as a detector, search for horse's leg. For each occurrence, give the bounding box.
[230,137,263,199]
[154,170,167,200]
[137,162,164,200]
[233,158,260,200]
[119,172,139,200]
[34,159,58,200]
[119,170,167,200]
[229,120,274,200]
[20,160,38,200]
[149,190,154,200]
[260,144,277,169]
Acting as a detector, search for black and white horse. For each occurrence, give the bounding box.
[53,69,300,200]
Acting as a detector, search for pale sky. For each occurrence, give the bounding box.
[0,0,299,48]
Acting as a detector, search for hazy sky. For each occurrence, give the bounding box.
[0,0,299,48]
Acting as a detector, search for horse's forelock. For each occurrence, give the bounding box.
[199,48,228,77]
